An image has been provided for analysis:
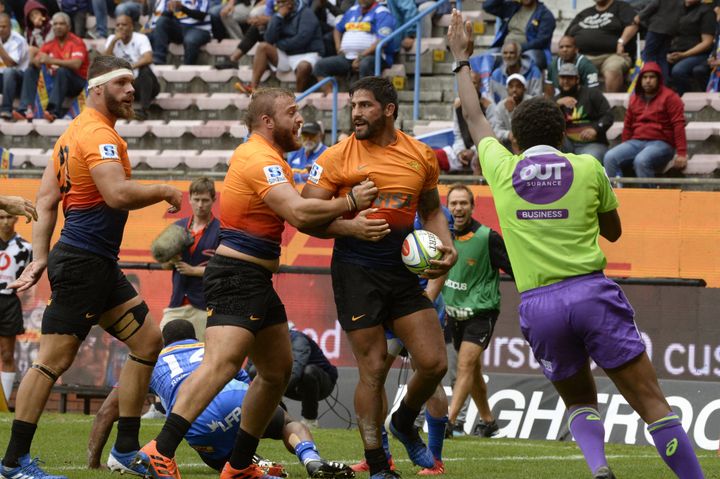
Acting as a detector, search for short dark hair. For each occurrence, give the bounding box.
[189,176,216,200]
[245,87,295,132]
[162,319,197,346]
[446,183,474,206]
[349,76,399,120]
[511,97,565,151]
[88,55,133,83]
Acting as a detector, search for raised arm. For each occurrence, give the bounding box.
[447,10,496,148]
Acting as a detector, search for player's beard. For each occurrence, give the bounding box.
[105,87,135,120]
[353,115,384,140]
[273,124,300,152]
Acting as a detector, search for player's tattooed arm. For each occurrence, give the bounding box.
[87,388,120,469]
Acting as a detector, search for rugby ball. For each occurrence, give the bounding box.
[401,230,443,274]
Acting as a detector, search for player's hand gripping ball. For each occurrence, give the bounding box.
[401,230,443,274]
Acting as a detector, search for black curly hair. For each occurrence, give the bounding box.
[511,97,566,151]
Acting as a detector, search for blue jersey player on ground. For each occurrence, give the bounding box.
[87,320,354,479]
[448,9,704,479]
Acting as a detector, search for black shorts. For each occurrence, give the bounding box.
[42,243,138,341]
[0,294,24,336]
[204,255,287,334]
[448,311,499,351]
[331,260,434,331]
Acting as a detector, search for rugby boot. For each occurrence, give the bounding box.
[369,471,401,479]
[472,420,499,438]
[0,454,68,479]
[132,440,181,479]
[253,455,287,477]
[219,462,283,479]
[305,459,355,478]
[386,415,435,468]
[107,447,146,476]
[417,459,445,476]
[593,466,616,479]
[349,457,395,472]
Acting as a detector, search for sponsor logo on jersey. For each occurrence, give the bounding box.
[512,155,573,205]
[99,144,120,160]
[308,163,323,184]
[444,279,468,291]
[263,165,288,185]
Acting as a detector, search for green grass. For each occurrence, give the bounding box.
[0,413,718,478]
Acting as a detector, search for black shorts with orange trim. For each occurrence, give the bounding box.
[0,294,24,336]
[331,260,434,332]
[204,255,287,334]
[42,243,138,341]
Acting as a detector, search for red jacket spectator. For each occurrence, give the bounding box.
[39,31,89,78]
[622,61,686,156]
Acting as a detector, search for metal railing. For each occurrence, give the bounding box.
[374,0,450,122]
[296,77,339,144]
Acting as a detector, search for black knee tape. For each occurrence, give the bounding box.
[31,362,59,382]
[100,302,149,341]
[128,353,156,367]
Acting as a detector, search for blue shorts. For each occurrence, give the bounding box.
[519,272,645,382]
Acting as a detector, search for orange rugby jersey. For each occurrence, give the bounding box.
[308,130,439,267]
[220,134,295,259]
[54,108,131,259]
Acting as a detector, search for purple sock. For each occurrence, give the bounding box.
[648,413,704,479]
[568,406,607,475]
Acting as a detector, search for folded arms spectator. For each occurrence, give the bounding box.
[0,13,30,120]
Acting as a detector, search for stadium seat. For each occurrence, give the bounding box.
[199,68,237,83]
[8,148,44,167]
[162,65,212,83]
[403,37,446,55]
[154,93,200,110]
[0,121,34,136]
[606,122,624,140]
[195,93,238,110]
[413,121,454,136]
[116,120,158,138]
[127,149,160,168]
[276,70,297,84]
[145,150,199,169]
[204,39,239,57]
[188,150,232,169]
[152,120,204,138]
[298,92,350,111]
[28,150,50,167]
[228,124,249,139]
[685,122,717,141]
[382,64,407,80]
[33,119,71,137]
[604,93,629,108]
[436,10,482,27]
[687,154,720,175]
[190,121,232,138]
[710,97,720,112]
[681,92,711,112]
[150,65,178,81]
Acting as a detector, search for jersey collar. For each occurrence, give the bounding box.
[523,144,561,157]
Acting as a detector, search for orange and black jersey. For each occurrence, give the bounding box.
[54,108,131,259]
[308,130,439,267]
[219,134,295,259]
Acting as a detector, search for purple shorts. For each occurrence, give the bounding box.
[519,272,645,382]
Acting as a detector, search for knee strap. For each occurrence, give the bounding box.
[128,353,157,368]
[31,362,59,383]
[100,302,149,342]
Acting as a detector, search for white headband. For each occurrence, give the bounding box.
[88,68,134,88]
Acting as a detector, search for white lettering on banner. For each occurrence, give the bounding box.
[519,391,566,440]
[298,321,342,360]
[603,394,639,443]
[489,389,526,438]
[665,343,685,375]
[662,343,720,377]
[694,399,720,450]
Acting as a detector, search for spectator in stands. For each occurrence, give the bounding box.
[151,0,212,65]
[235,0,325,94]
[60,0,91,38]
[555,63,613,161]
[0,13,29,120]
[312,0,397,95]
[489,40,542,103]
[545,35,600,96]
[287,121,328,183]
[666,0,716,95]
[706,5,720,92]
[210,0,250,39]
[103,14,159,120]
[4,0,59,30]
[224,1,272,66]
[13,12,89,122]
[91,0,145,39]
[603,61,686,180]
[565,0,639,93]
[490,73,531,150]
[483,0,555,70]
[635,0,681,82]
[385,0,418,51]
[23,1,53,62]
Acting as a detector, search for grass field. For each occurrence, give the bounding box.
[0,413,718,478]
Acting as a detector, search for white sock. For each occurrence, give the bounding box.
[1,371,16,401]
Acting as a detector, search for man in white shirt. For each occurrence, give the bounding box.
[0,13,29,120]
[104,14,160,120]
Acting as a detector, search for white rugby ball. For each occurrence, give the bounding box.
[401,230,443,274]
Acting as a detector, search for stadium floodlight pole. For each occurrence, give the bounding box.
[297,77,338,144]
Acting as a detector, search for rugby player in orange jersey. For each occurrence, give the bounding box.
[301,76,458,479]
[136,87,382,479]
[2,55,183,479]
